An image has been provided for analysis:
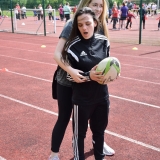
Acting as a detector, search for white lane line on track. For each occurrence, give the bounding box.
[110,95,160,109]
[0,54,160,71]
[120,76,160,85]
[0,39,56,46]
[0,46,53,54]
[4,69,160,86]
[0,55,57,66]
[0,156,6,160]
[0,69,159,109]
[8,70,52,82]
[122,63,160,70]
[0,45,160,61]
[113,53,160,61]
[0,94,160,152]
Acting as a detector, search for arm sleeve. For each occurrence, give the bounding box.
[66,72,91,82]
[66,53,91,82]
[59,20,73,40]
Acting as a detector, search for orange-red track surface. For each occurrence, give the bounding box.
[0,26,160,160]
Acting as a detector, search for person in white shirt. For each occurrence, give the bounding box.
[21,5,27,19]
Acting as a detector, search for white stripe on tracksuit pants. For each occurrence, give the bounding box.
[72,100,109,160]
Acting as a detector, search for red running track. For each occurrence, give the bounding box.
[0,32,160,160]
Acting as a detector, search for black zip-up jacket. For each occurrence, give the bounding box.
[67,33,110,105]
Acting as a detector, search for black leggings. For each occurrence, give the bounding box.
[126,20,132,28]
[51,83,73,152]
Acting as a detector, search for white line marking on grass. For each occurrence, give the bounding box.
[0,156,6,160]
[0,55,57,66]
[120,76,160,85]
[0,46,53,54]
[0,94,160,152]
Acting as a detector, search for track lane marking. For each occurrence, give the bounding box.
[0,69,159,109]
[0,156,6,160]
[0,55,160,71]
[113,53,160,61]
[122,63,160,70]
[0,94,160,152]
[0,39,57,46]
[0,55,57,66]
[0,46,53,54]
[120,76,160,85]
[110,95,160,109]
[0,45,160,60]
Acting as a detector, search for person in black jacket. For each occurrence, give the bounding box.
[138,4,147,29]
[61,7,110,160]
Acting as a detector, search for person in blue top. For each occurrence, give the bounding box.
[119,2,128,30]
[61,7,110,160]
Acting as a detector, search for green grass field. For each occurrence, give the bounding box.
[1,10,60,17]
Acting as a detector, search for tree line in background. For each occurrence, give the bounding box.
[0,0,158,10]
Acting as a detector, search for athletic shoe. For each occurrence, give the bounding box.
[48,155,60,160]
[103,142,115,156]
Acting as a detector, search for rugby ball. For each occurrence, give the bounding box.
[96,57,121,84]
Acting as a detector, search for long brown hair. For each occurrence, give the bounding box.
[74,0,109,38]
[61,7,98,63]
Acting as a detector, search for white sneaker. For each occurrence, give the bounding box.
[48,155,60,160]
[103,142,115,156]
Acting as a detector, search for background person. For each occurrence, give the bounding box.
[33,6,37,21]
[47,4,53,21]
[119,2,128,30]
[16,3,21,20]
[58,5,64,21]
[72,5,77,14]
[156,15,160,30]
[37,4,43,20]
[21,5,27,19]
[138,4,147,29]
[63,2,71,22]
[126,10,135,29]
[111,4,119,30]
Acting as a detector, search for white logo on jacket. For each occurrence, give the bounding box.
[80,51,87,56]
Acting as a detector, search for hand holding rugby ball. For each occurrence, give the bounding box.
[96,57,121,84]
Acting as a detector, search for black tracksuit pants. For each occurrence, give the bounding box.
[73,99,110,160]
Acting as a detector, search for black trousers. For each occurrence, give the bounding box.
[126,20,132,28]
[112,17,118,29]
[64,14,70,22]
[38,14,43,20]
[73,99,110,160]
[51,83,73,152]
[48,12,52,20]
[142,17,145,29]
